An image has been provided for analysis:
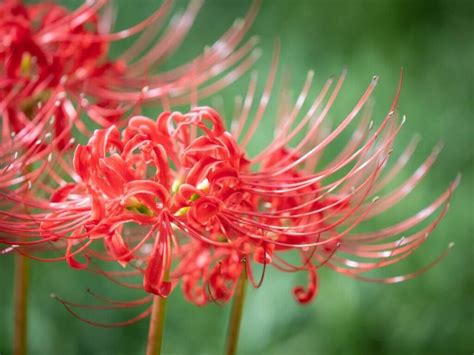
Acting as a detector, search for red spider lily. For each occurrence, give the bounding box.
[0,63,458,325]
[3,108,251,294]
[0,0,260,195]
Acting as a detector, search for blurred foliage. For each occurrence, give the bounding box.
[1,0,473,354]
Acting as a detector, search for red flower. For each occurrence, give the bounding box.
[5,108,250,300]
[0,0,259,196]
[0,66,458,324]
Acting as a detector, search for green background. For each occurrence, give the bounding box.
[1,0,473,354]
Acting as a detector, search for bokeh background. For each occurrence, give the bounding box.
[1,0,473,354]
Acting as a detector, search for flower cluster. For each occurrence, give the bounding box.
[0,1,458,329]
[0,0,259,196]
[1,68,458,321]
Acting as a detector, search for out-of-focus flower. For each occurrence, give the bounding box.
[0,0,260,195]
[0,59,458,325]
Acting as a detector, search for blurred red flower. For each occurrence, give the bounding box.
[0,0,259,195]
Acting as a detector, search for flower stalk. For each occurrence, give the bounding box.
[13,163,33,355]
[146,295,168,355]
[13,253,29,355]
[225,268,248,355]
[145,264,169,355]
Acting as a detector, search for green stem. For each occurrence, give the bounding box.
[13,253,29,355]
[14,166,32,355]
[225,270,247,355]
[145,294,168,355]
